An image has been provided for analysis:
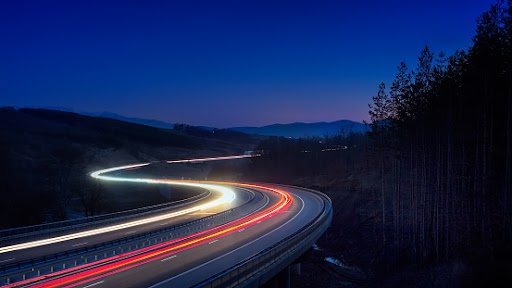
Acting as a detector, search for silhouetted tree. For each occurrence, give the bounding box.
[367,1,512,276]
[76,177,105,217]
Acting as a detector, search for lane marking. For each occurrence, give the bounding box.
[159,222,169,226]
[72,242,88,247]
[149,192,306,288]
[83,280,104,288]
[238,228,245,232]
[0,258,15,263]
[161,255,177,262]
[125,231,137,235]
[208,240,219,244]
[190,212,216,215]
[30,184,294,288]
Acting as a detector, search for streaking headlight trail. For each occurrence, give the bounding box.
[1,154,298,288]
[0,161,237,254]
[165,154,257,164]
[12,183,292,288]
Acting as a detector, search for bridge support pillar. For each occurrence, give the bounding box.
[263,266,290,288]
[290,263,301,276]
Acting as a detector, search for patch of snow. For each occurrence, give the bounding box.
[325,257,350,269]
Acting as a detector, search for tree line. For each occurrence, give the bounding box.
[367,0,512,272]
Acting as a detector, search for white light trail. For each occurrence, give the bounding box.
[0,159,238,254]
[166,154,258,164]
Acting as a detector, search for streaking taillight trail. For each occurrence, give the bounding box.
[4,155,292,288]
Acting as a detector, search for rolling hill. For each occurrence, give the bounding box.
[230,120,368,138]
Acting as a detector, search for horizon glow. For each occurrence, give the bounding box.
[0,0,495,127]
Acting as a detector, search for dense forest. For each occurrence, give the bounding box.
[238,1,512,286]
[367,0,512,276]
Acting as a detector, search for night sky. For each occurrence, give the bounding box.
[1,0,494,127]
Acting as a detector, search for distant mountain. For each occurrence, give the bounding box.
[84,112,174,130]
[10,106,176,130]
[230,120,368,138]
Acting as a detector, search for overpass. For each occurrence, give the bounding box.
[0,155,332,287]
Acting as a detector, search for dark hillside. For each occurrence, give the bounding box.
[14,108,200,148]
[0,108,257,228]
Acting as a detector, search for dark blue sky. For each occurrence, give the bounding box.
[1,0,494,127]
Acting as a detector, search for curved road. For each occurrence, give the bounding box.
[0,155,330,288]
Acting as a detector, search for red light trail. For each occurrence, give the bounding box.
[7,183,291,288]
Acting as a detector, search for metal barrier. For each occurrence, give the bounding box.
[193,187,332,288]
[0,189,210,243]
[0,189,263,285]
[0,186,332,287]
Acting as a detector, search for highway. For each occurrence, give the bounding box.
[0,155,331,287]
[0,186,258,264]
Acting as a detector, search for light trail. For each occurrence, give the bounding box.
[2,154,286,288]
[0,163,237,254]
[7,184,292,288]
[165,154,258,164]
